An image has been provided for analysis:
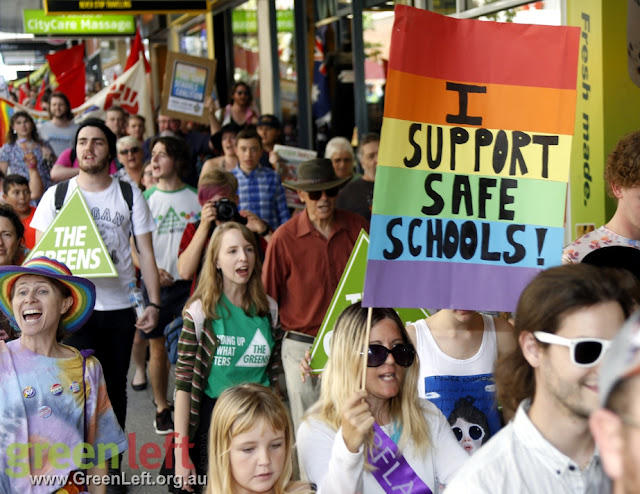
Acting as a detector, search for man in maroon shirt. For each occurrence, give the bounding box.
[263,158,369,432]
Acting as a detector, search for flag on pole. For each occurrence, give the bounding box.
[74,59,154,139]
[125,27,151,74]
[46,44,86,107]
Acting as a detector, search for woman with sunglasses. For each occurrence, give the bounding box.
[113,136,145,187]
[297,302,467,493]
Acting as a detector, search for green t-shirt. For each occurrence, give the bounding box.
[204,294,274,398]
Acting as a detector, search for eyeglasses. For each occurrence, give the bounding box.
[307,187,340,201]
[453,423,485,442]
[366,344,415,368]
[533,331,612,367]
[119,147,140,155]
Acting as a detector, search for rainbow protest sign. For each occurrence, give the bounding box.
[362,6,580,312]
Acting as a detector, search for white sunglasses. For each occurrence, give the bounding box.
[533,331,612,368]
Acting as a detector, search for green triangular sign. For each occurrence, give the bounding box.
[157,206,182,235]
[26,188,118,278]
[309,230,430,373]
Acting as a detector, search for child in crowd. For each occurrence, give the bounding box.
[205,383,315,494]
[172,222,278,492]
[2,174,36,249]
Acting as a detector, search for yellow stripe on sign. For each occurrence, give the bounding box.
[378,117,572,182]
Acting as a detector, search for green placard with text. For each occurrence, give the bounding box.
[309,230,429,373]
[26,188,117,277]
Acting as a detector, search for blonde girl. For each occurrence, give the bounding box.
[297,302,467,493]
[172,222,276,493]
[206,383,314,494]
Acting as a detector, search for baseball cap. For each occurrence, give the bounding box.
[257,114,281,129]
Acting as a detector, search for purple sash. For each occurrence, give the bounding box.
[367,423,433,494]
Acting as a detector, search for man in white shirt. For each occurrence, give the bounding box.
[590,311,640,494]
[445,264,638,494]
[31,119,161,430]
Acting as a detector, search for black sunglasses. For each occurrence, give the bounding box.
[307,187,340,201]
[453,424,485,442]
[367,344,415,368]
[119,147,140,155]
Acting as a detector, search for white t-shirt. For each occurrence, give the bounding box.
[297,399,468,493]
[38,120,79,157]
[143,185,200,280]
[31,177,156,311]
[414,315,502,448]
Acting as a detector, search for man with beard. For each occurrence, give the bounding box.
[38,92,78,157]
[590,312,640,494]
[445,264,638,494]
[30,119,161,492]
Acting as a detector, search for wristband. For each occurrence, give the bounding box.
[259,225,271,237]
[149,302,161,310]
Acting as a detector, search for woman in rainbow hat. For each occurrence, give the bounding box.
[0,257,127,494]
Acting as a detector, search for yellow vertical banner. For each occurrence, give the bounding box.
[566,0,640,241]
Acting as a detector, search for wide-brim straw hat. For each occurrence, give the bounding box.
[0,257,96,333]
[283,158,352,192]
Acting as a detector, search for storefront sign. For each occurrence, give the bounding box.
[44,0,207,15]
[232,10,294,34]
[161,52,216,125]
[24,9,135,35]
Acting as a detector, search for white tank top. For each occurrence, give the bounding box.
[414,313,502,443]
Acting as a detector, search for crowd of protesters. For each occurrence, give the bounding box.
[2,81,640,494]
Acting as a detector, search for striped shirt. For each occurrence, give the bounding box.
[175,301,219,438]
[232,165,290,229]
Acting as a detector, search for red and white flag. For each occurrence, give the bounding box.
[73,59,154,138]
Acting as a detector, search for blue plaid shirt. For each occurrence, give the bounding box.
[232,165,291,228]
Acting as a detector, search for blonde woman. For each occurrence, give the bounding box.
[206,383,314,494]
[297,303,467,493]
[172,222,277,493]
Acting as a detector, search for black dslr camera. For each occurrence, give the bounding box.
[214,199,247,225]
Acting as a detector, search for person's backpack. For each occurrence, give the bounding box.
[164,316,183,365]
[54,178,139,251]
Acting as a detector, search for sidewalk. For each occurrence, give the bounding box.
[120,363,178,493]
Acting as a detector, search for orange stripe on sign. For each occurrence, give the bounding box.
[384,70,577,136]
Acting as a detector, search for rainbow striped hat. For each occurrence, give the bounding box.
[0,257,95,333]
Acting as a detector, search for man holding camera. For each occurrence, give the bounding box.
[177,169,272,294]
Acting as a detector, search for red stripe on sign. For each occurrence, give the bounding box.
[389,5,580,90]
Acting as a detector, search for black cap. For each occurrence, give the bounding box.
[257,114,281,129]
[71,118,117,164]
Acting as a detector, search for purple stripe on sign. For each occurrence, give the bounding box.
[362,260,543,312]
